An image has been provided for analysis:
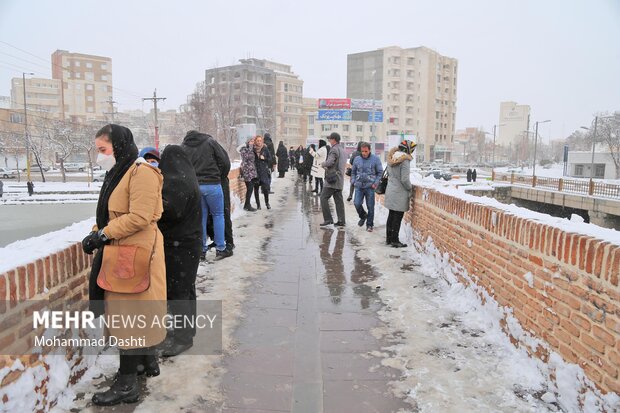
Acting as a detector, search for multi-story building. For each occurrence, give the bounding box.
[240,59,304,148]
[10,77,63,119]
[301,97,317,146]
[203,58,304,148]
[51,49,113,122]
[497,101,530,147]
[347,46,458,162]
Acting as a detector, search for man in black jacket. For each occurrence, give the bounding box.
[181,130,232,260]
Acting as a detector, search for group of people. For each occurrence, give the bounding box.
[287,132,417,247]
[80,124,240,406]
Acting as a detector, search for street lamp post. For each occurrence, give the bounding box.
[22,72,34,182]
[532,119,550,177]
[371,69,376,154]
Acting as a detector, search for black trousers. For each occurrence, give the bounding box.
[221,177,233,247]
[164,241,201,344]
[314,177,324,193]
[386,210,405,244]
[253,179,269,206]
[244,180,254,208]
[119,346,157,374]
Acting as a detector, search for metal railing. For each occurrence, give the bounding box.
[491,172,620,199]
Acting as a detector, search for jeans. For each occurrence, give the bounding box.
[353,187,375,227]
[320,187,345,224]
[199,184,225,252]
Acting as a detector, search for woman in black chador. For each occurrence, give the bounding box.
[156,145,202,357]
[276,141,289,178]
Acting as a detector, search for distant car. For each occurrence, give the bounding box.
[63,162,88,172]
[0,167,18,179]
[425,169,452,181]
[22,165,49,173]
[92,169,106,182]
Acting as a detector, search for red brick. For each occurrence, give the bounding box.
[581,332,606,354]
[584,240,596,273]
[604,374,620,394]
[593,242,609,278]
[36,259,44,294]
[592,325,616,347]
[558,343,579,364]
[582,361,603,383]
[528,254,543,267]
[18,266,26,301]
[609,247,620,286]
[571,313,591,332]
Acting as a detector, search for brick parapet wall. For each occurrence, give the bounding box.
[402,185,619,395]
[0,168,246,409]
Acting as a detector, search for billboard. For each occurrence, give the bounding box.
[367,111,384,122]
[318,110,352,121]
[351,98,383,111]
[318,98,351,109]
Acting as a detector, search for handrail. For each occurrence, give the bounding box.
[491,171,620,199]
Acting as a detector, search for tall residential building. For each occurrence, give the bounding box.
[301,97,317,146]
[51,49,113,122]
[497,101,530,147]
[347,46,458,162]
[240,59,304,148]
[204,62,276,136]
[203,58,304,148]
[10,77,62,119]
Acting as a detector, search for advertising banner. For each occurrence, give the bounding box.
[318,98,351,109]
[351,98,383,111]
[318,110,352,121]
[367,111,384,122]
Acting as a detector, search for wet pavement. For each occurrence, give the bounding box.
[218,179,408,412]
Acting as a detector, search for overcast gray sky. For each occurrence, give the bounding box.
[0,0,618,142]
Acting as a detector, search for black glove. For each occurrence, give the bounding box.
[81,230,106,254]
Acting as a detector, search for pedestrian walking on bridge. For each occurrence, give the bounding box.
[385,140,416,247]
[351,142,383,232]
[320,132,347,228]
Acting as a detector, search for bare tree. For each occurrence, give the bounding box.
[44,120,80,183]
[596,113,620,178]
[0,130,24,181]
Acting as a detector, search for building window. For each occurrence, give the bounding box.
[86,84,93,91]
[356,125,363,132]
[343,125,349,132]
[322,124,332,131]
[85,72,94,80]
[101,63,107,70]
[575,164,584,176]
[86,62,92,69]
[595,164,605,178]
[75,73,81,79]
[101,75,108,81]
[87,96,93,101]
[309,129,314,135]
[74,61,80,67]
[86,107,94,113]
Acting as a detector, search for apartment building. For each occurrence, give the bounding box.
[347,46,458,162]
[51,49,113,122]
[10,77,63,119]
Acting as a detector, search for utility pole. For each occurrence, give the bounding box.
[142,89,166,149]
[532,119,551,177]
[22,72,34,182]
[371,70,376,154]
[103,97,118,123]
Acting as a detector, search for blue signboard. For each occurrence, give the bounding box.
[318,109,352,121]
[367,111,384,122]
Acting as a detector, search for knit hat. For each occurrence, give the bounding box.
[398,140,417,154]
[139,146,160,162]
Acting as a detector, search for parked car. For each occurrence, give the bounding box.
[425,169,453,181]
[0,167,18,179]
[63,162,88,172]
[92,169,106,182]
[22,165,49,173]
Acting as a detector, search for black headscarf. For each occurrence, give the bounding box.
[157,145,201,243]
[90,124,138,314]
[95,124,139,229]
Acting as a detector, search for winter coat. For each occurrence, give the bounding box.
[264,137,277,169]
[302,149,314,174]
[351,154,383,189]
[254,145,272,184]
[181,131,231,185]
[310,146,328,179]
[322,142,347,190]
[384,147,413,212]
[276,143,289,172]
[158,145,202,245]
[96,161,167,349]
[237,143,258,182]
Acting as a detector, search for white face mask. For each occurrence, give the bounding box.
[96,153,116,171]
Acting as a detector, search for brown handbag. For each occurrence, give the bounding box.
[96,232,157,294]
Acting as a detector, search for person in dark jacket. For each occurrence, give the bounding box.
[472,168,477,182]
[288,146,296,171]
[264,133,277,172]
[254,135,272,209]
[295,145,304,177]
[302,145,314,187]
[276,141,289,178]
[27,180,34,196]
[156,145,201,357]
[466,168,472,182]
[237,136,258,211]
[347,142,362,201]
[181,130,232,260]
[351,142,383,232]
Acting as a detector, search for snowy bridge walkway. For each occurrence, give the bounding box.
[73,175,563,413]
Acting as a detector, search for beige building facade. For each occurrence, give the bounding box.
[10,77,63,119]
[51,49,113,122]
[347,46,458,162]
[497,101,530,147]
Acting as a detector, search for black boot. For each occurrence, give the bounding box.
[265,193,271,210]
[92,373,139,406]
[137,355,160,377]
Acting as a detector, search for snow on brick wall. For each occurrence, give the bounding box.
[0,168,247,410]
[398,185,620,396]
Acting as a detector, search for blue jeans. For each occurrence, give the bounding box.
[199,184,225,252]
[353,186,376,227]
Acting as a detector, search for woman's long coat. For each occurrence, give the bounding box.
[98,162,167,349]
[384,147,413,212]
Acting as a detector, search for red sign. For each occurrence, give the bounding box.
[318,98,351,109]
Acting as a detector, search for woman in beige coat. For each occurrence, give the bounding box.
[82,124,166,406]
